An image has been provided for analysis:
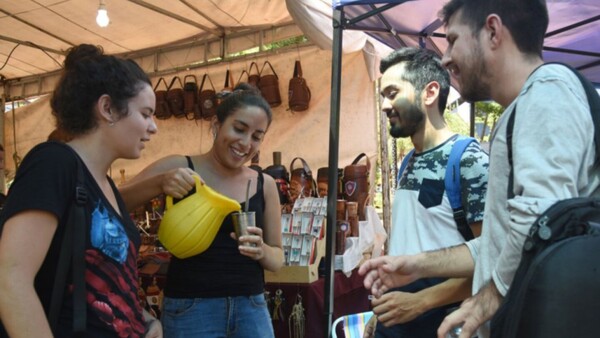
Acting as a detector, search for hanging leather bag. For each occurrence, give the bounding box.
[237,70,249,86]
[153,77,171,120]
[343,153,371,221]
[258,61,282,107]
[216,69,235,107]
[167,76,185,118]
[199,74,217,120]
[183,75,199,120]
[289,157,316,203]
[248,62,261,88]
[288,60,311,112]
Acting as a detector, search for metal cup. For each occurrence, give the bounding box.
[232,211,255,246]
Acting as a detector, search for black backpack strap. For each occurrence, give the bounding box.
[506,104,517,200]
[47,144,88,336]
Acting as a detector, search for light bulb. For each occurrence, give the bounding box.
[96,4,109,27]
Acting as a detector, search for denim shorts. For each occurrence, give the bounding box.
[161,294,274,338]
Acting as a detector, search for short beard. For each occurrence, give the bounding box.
[460,42,492,102]
[388,98,424,139]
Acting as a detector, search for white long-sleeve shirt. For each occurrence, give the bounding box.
[465,63,600,338]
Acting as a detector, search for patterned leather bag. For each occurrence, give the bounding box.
[343,153,371,221]
[216,69,234,107]
[289,157,316,203]
[183,75,199,120]
[258,61,282,107]
[167,76,185,118]
[199,74,217,120]
[248,62,260,88]
[153,77,171,120]
[288,60,311,112]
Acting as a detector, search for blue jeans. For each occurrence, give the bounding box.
[161,294,274,338]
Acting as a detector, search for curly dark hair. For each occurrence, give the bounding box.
[51,44,151,135]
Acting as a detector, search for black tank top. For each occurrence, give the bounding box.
[164,156,266,298]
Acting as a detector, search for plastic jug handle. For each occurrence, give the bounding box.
[165,174,204,210]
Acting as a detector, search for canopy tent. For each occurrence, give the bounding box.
[0,1,383,185]
[314,0,600,336]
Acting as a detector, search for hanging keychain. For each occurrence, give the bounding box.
[264,290,273,317]
[272,289,285,321]
[289,294,306,338]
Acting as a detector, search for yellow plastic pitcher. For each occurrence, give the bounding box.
[158,175,241,258]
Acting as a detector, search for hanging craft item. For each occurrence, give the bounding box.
[258,61,282,107]
[289,157,316,204]
[183,74,200,120]
[248,61,261,88]
[237,69,249,85]
[153,77,171,120]
[199,74,217,120]
[288,60,311,112]
[216,69,234,107]
[343,153,371,221]
[288,295,306,338]
[272,289,286,322]
[166,76,185,118]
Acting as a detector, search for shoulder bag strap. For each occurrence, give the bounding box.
[249,62,261,76]
[260,61,279,78]
[445,136,477,241]
[48,143,88,336]
[153,77,168,91]
[237,70,249,84]
[293,60,303,78]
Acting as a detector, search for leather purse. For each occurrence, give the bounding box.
[289,157,316,203]
[153,77,171,120]
[316,167,344,199]
[183,75,199,120]
[216,69,234,107]
[199,74,217,120]
[263,151,291,205]
[258,61,282,107]
[288,60,311,112]
[248,62,261,88]
[167,76,185,118]
[237,70,250,87]
[343,153,371,221]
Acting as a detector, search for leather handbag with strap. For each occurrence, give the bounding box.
[248,62,261,88]
[258,61,282,107]
[153,77,171,120]
[288,60,311,112]
[199,74,217,120]
[183,75,199,120]
[289,157,316,203]
[237,69,249,86]
[216,69,234,107]
[343,153,371,221]
[167,76,185,118]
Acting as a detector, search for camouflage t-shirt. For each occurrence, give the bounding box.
[389,135,489,256]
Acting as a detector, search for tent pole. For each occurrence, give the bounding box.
[325,7,344,338]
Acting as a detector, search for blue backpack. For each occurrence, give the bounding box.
[398,136,477,241]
